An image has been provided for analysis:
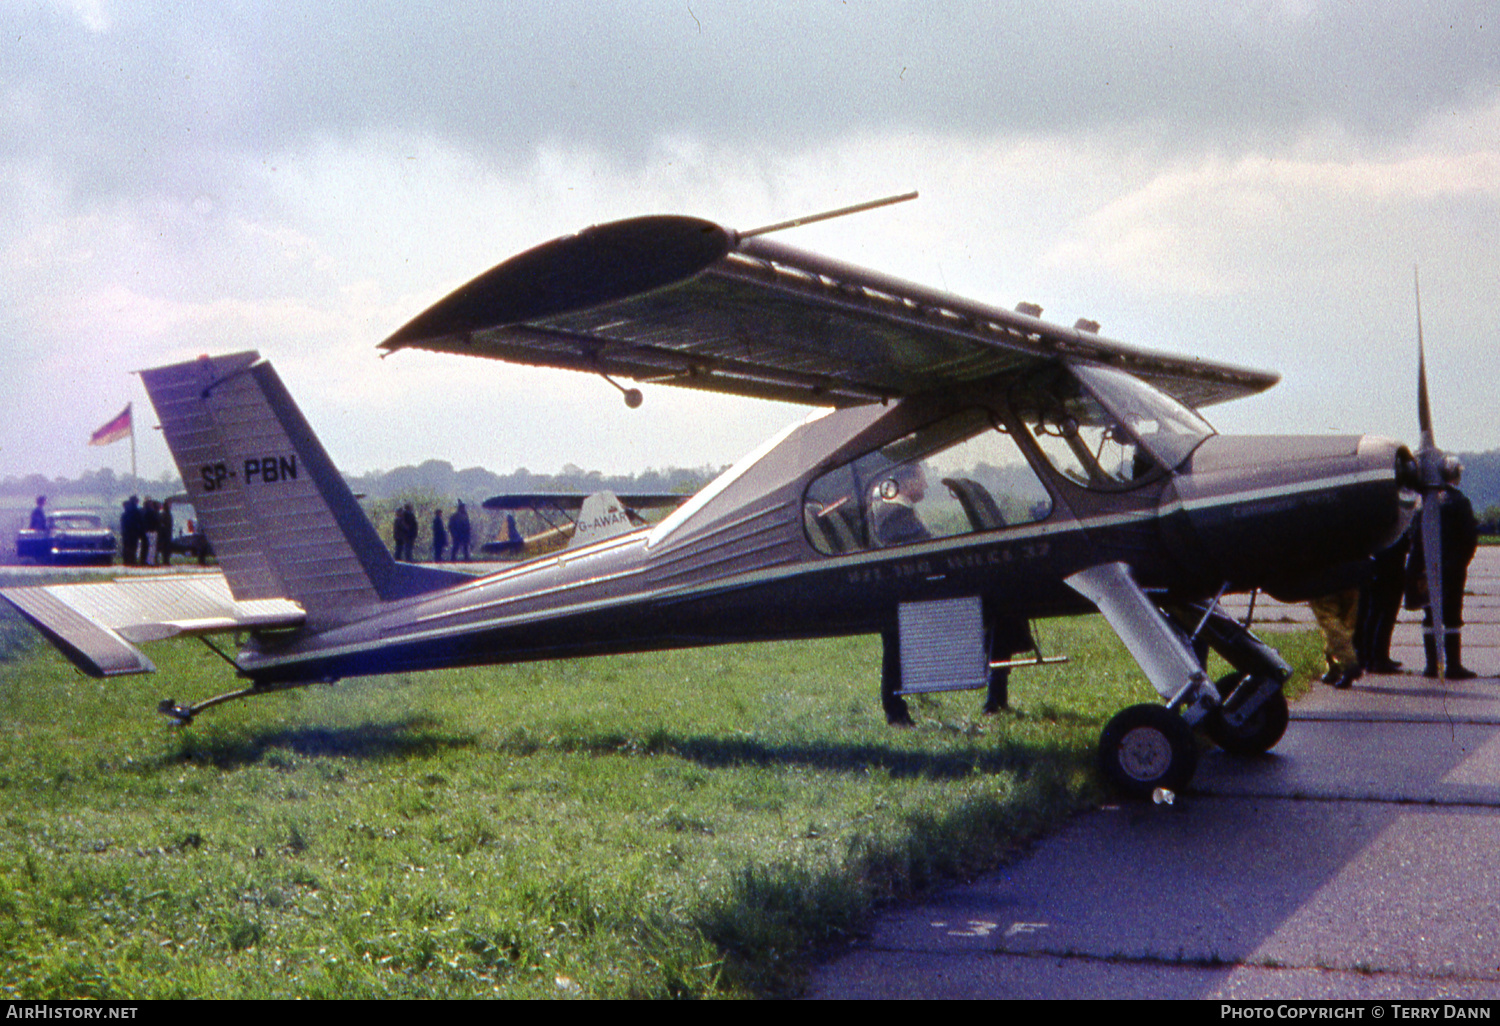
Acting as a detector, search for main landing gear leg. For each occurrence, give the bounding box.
[1170,599,1293,757]
[1066,563,1220,798]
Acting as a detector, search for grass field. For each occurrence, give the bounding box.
[0,580,1323,999]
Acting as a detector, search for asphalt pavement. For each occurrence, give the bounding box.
[807,548,1500,1000]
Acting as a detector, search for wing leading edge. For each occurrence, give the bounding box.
[379,214,1279,410]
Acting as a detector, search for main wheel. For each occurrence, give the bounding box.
[1098,703,1197,798]
[1204,672,1289,755]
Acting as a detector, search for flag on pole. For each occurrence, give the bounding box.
[89,404,132,446]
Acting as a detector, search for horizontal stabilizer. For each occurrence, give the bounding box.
[1,574,304,678]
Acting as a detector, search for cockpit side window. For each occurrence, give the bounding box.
[803,409,1054,555]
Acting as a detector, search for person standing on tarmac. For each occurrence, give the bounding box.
[431,509,447,563]
[1310,588,1362,689]
[1356,532,1411,674]
[120,496,142,567]
[1406,457,1480,680]
[449,501,471,561]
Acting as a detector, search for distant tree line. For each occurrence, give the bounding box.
[1455,450,1500,535]
[2,459,721,508]
[340,459,718,504]
[3,459,723,559]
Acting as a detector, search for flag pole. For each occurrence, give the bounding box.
[129,402,137,485]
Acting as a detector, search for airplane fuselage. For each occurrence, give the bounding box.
[239,381,1414,688]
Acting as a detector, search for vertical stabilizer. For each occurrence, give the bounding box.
[569,491,636,548]
[140,353,466,623]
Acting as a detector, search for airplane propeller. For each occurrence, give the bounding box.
[1413,268,1449,678]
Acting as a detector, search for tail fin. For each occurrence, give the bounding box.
[569,491,637,548]
[140,352,467,623]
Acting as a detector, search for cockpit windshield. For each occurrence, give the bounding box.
[1071,363,1216,469]
[1013,363,1215,489]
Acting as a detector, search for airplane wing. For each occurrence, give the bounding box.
[380,215,1278,410]
[1,574,304,678]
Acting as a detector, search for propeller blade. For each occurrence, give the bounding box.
[1412,267,1446,677]
[1416,267,1436,452]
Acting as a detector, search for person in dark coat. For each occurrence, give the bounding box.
[393,504,416,561]
[120,496,142,567]
[1406,458,1480,679]
[448,501,471,561]
[431,509,447,562]
[403,505,418,561]
[29,496,46,531]
[156,499,174,565]
[983,617,1035,714]
[1356,532,1410,673]
[140,499,159,566]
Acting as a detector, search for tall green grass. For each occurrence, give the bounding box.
[0,588,1322,999]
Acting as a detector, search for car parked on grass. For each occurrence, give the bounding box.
[15,510,117,565]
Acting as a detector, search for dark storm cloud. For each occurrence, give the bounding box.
[6,1,1498,202]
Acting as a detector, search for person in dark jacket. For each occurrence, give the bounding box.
[140,499,159,566]
[120,496,142,567]
[448,501,471,561]
[1406,458,1480,679]
[156,499,174,565]
[431,509,447,563]
[391,504,418,561]
[1356,532,1410,674]
[29,496,46,531]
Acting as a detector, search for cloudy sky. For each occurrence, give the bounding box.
[3,1,1497,486]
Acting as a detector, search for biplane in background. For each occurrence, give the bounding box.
[481,491,690,557]
[2,196,1443,798]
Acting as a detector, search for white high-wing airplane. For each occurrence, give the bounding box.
[5,201,1439,798]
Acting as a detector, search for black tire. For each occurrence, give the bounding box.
[1204,673,1289,755]
[1098,703,1197,798]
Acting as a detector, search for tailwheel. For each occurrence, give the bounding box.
[1204,672,1288,755]
[1098,703,1197,799]
[157,698,195,726]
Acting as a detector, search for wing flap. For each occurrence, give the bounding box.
[380,215,1279,409]
[1,574,305,678]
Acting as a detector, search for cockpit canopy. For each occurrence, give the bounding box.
[802,362,1217,556]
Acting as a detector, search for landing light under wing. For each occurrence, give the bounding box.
[380,215,1279,410]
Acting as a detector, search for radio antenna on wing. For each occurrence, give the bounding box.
[738,191,918,240]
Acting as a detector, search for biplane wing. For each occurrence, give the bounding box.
[0,575,304,678]
[481,490,691,554]
[380,215,1279,410]
[481,492,688,512]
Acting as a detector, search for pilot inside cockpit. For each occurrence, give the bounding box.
[872,462,933,546]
